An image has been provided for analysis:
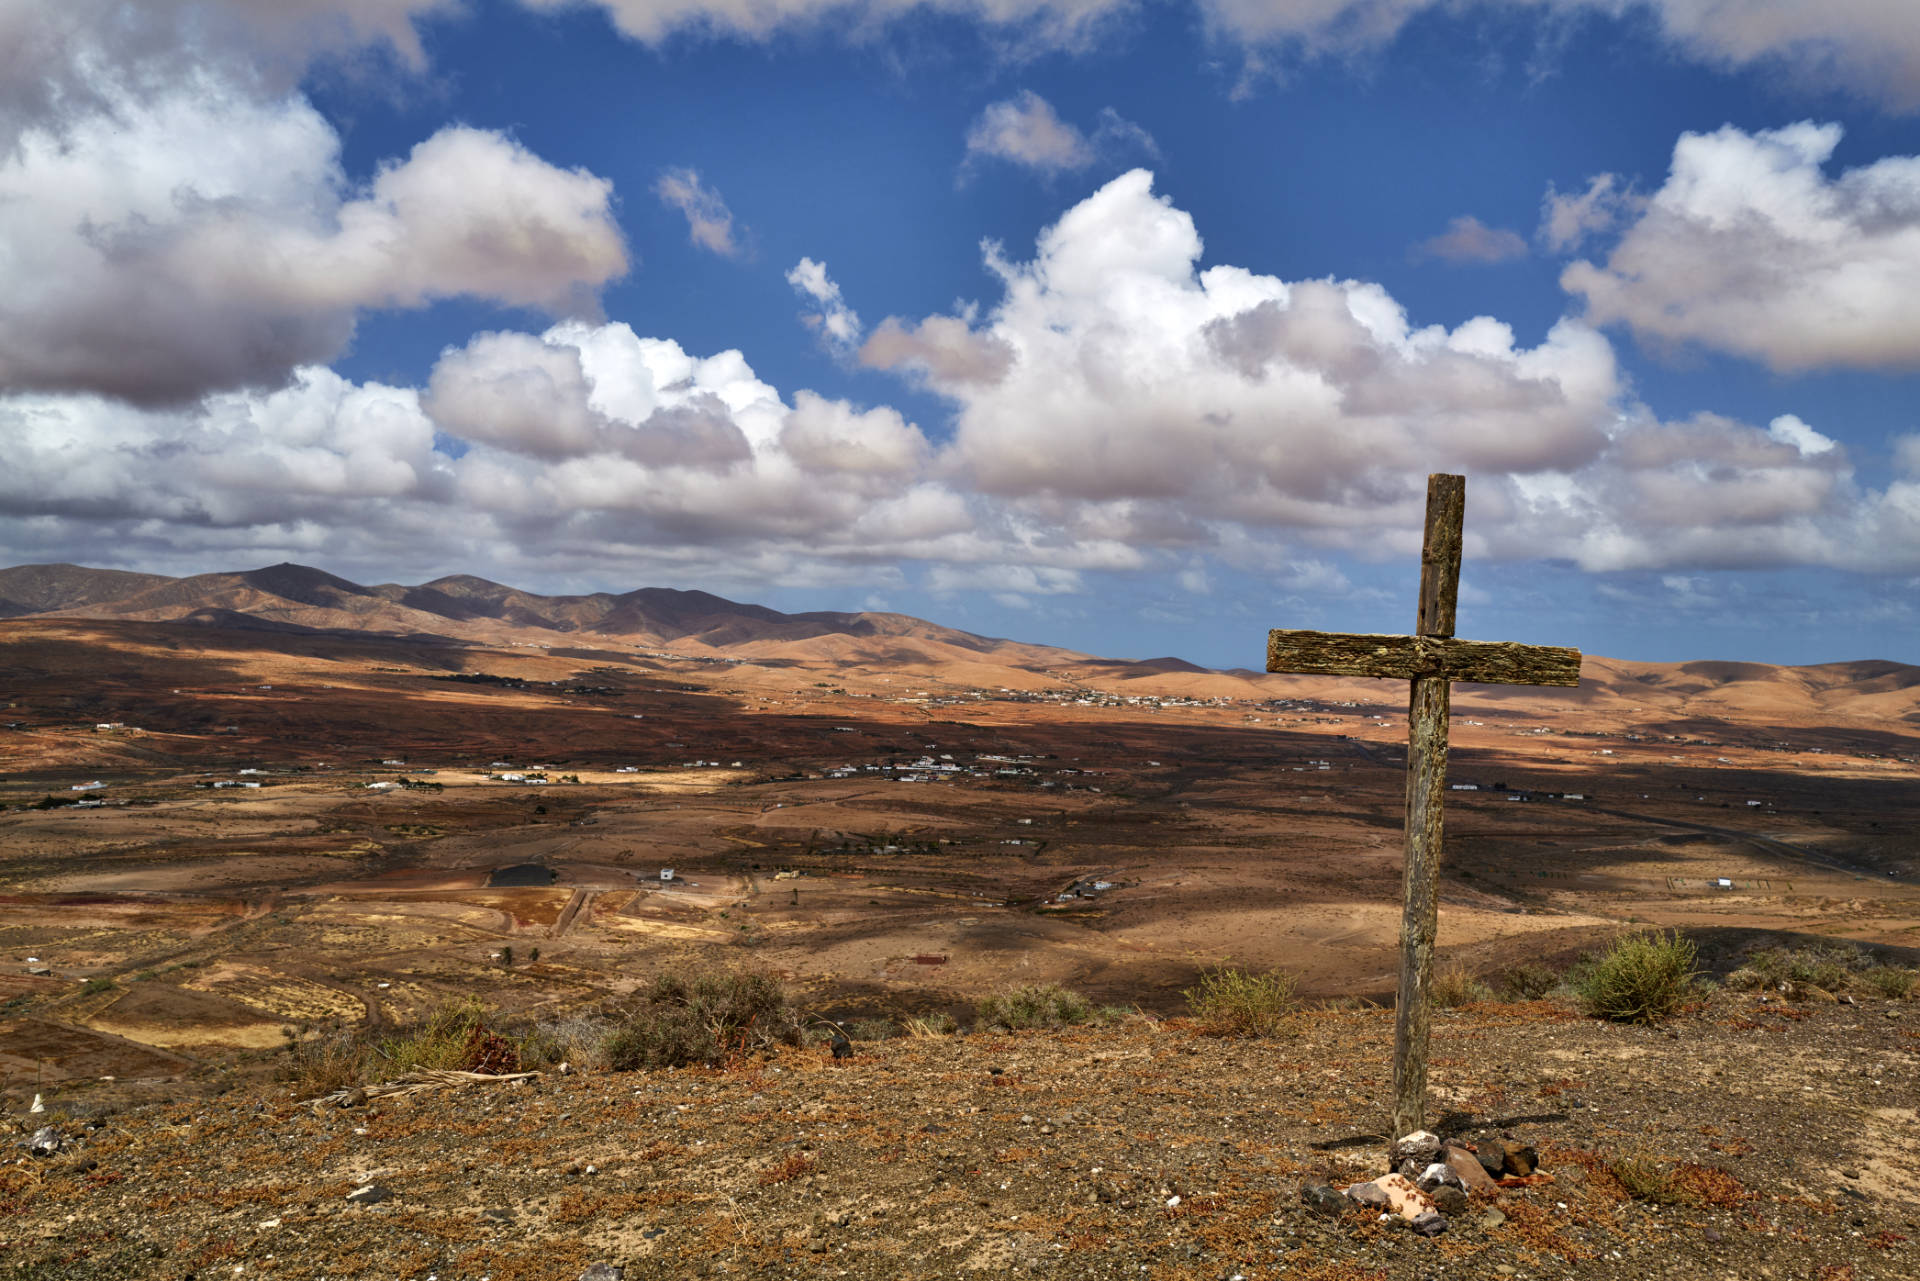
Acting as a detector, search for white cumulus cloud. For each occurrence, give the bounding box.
[1562,122,1920,372]
[861,167,1920,574]
[0,64,626,406]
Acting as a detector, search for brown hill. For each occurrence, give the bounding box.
[0,562,1064,664]
[0,563,174,617]
[5,561,1919,729]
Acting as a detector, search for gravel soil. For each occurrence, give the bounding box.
[4,994,1917,1281]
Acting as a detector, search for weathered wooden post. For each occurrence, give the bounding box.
[1266,474,1582,1139]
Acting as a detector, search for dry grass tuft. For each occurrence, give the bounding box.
[1183,966,1298,1037]
[976,982,1093,1031]
[1431,960,1494,1007]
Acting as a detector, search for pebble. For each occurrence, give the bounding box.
[579,1265,624,1281]
[1298,1183,1347,1218]
[345,1184,390,1206]
[25,1127,67,1158]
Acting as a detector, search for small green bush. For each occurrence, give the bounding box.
[1499,962,1561,1000]
[850,1018,896,1042]
[377,996,519,1074]
[976,982,1093,1032]
[1575,930,1699,1025]
[604,970,803,1070]
[1862,965,1917,999]
[1183,967,1297,1037]
[1741,943,1910,997]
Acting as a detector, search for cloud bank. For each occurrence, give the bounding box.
[532,0,1920,111]
[8,168,1917,598]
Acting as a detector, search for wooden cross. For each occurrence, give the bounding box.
[1265,474,1582,1139]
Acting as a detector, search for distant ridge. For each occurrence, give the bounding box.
[0,561,1066,670]
[3,562,1917,728]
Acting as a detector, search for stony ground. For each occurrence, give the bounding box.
[4,993,1917,1281]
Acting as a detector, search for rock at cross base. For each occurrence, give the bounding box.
[579,1265,625,1281]
[1444,1144,1501,1197]
[1389,1130,1443,1168]
[1415,1161,1466,1193]
[1499,1140,1539,1178]
[1431,1185,1470,1216]
[1344,1180,1392,1210]
[1344,1173,1434,1221]
[1410,1210,1448,1237]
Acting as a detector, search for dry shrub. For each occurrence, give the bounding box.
[1499,961,1561,1000]
[1183,967,1297,1037]
[1671,1162,1751,1207]
[284,1021,372,1097]
[518,1013,615,1070]
[976,982,1092,1031]
[1607,1153,1685,1205]
[1610,1155,1749,1207]
[604,969,803,1070]
[1430,961,1493,1007]
[757,1153,816,1186]
[904,1012,959,1037]
[1574,930,1699,1025]
[1742,943,1915,998]
[1862,966,1916,999]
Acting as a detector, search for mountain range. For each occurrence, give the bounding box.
[4,561,1917,733]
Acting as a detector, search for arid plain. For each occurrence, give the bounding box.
[3,564,1918,1103]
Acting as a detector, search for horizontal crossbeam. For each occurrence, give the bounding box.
[1266,629,1582,687]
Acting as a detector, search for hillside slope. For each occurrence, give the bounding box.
[3,998,1915,1281]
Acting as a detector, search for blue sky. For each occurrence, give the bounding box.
[4,1,1920,669]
